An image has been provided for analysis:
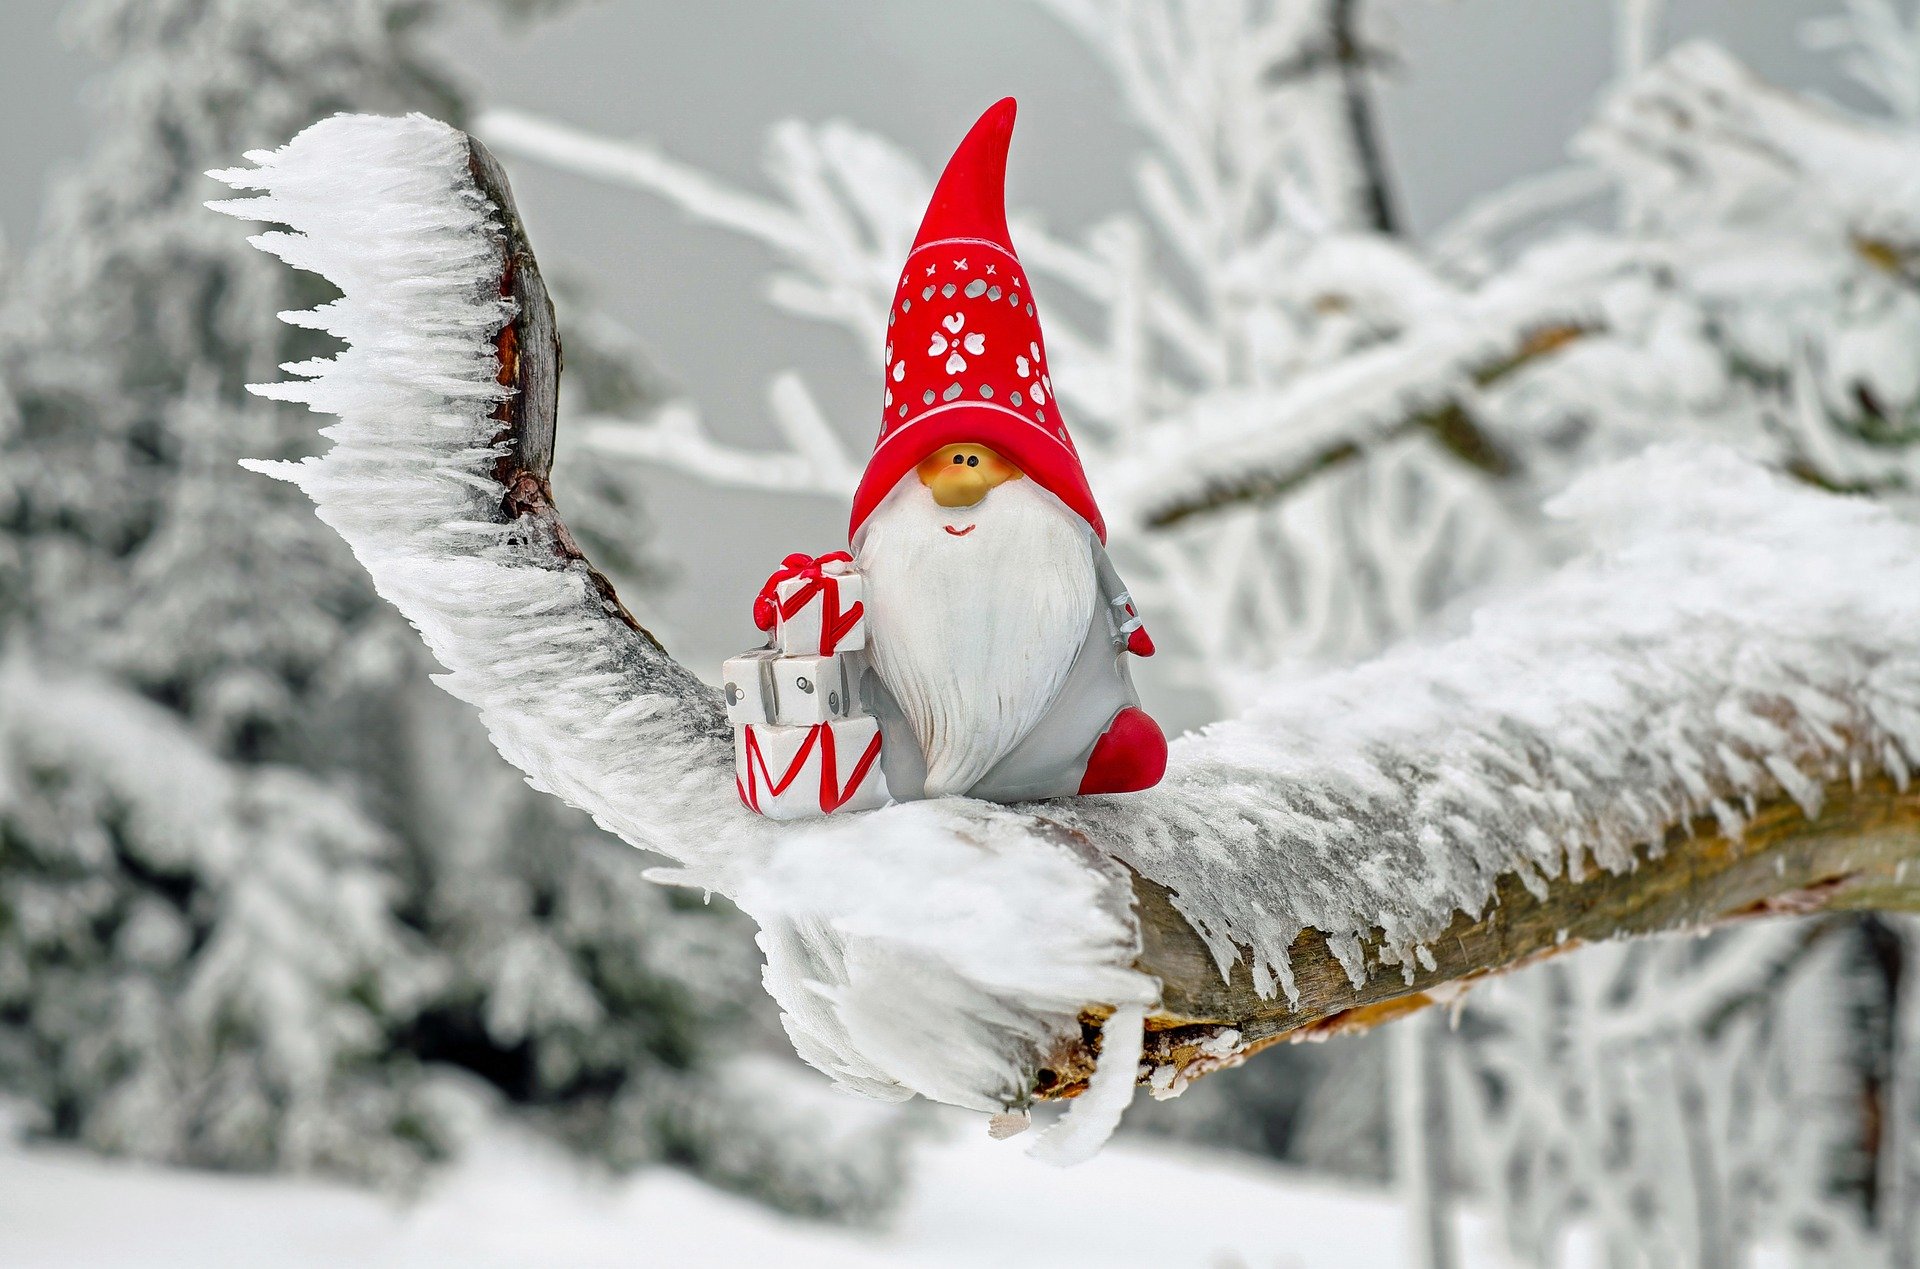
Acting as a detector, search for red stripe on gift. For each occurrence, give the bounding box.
[775,577,864,657]
[737,722,885,815]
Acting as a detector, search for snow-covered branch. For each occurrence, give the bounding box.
[1104,238,1636,529]
[1095,776,1920,1097]
[208,116,1154,1161]
[1807,0,1920,124]
[1036,438,1920,1089]
[1586,39,1920,246]
[1124,41,1920,530]
[212,115,1920,1153]
[476,105,918,351]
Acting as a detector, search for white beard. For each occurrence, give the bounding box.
[856,477,1096,797]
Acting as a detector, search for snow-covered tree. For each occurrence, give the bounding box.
[203,94,1920,1269]
[380,0,1920,1261]
[0,0,904,1212]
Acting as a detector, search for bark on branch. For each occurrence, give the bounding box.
[427,136,1920,1110]
[1038,777,1920,1099]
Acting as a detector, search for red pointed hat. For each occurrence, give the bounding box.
[849,98,1106,544]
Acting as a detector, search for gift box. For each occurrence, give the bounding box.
[735,716,889,819]
[721,648,861,727]
[766,557,866,657]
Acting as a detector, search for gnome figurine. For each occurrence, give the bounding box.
[841,98,1168,803]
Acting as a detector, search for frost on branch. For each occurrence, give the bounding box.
[1050,444,1920,1017]
[206,114,1153,1148]
[207,114,752,885]
[209,112,1920,1157]
[1128,40,1920,528]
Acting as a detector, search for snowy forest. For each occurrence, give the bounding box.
[4,1,1920,1267]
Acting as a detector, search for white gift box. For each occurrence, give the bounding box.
[771,561,866,657]
[735,716,889,819]
[721,648,861,727]
[721,649,770,726]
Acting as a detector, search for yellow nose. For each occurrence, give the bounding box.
[915,443,1022,509]
[929,466,989,507]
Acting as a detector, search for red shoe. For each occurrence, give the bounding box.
[1078,707,1168,795]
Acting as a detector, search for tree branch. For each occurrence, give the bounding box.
[1037,776,1920,1099]
[1329,0,1401,236]
[216,115,1920,1142]
[1127,319,1585,530]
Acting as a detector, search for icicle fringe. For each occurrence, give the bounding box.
[212,111,1920,1157]
[209,113,1153,1138]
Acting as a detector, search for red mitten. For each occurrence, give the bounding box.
[1118,599,1155,657]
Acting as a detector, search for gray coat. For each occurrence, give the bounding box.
[858,541,1144,803]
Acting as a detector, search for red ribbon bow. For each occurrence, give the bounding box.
[753,551,854,632]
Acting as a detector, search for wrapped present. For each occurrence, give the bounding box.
[721,648,862,727]
[721,648,776,726]
[754,552,866,657]
[735,716,889,819]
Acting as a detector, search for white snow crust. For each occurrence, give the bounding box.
[210,110,1920,1153]
[207,114,1153,1143]
[1050,445,1920,999]
[0,1101,1535,1269]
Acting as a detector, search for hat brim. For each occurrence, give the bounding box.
[848,400,1106,546]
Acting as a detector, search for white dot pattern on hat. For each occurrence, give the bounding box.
[875,240,1076,464]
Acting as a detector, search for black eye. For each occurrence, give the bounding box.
[966,455,979,467]
[952,454,964,465]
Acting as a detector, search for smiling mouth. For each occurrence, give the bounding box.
[943,524,976,537]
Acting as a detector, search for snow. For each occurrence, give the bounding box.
[1110,38,1920,535]
[1101,238,1647,530]
[209,108,1920,1172]
[743,802,1151,1113]
[0,654,235,869]
[1590,41,1920,242]
[0,1104,1529,1269]
[1049,445,1920,1000]
[208,113,1154,1138]
[0,650,442,1179]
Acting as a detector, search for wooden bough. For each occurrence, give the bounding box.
[466,138,1920,1106]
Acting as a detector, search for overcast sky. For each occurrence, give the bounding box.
[0,0,1858,708]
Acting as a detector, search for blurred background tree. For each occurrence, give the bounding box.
[3,0,1919,1264]
[0,0,904,1215]
[469,0,1920,1261]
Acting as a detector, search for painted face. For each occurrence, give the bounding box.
[914,444,1022,519]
